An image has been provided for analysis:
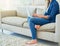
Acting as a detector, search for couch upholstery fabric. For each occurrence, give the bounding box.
[2,17,27,27]
[1,10,17,18]
[23,21,55,32]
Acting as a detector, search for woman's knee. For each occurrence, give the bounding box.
[27,17,31,22]
[30,18,35,22]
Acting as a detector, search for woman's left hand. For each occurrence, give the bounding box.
[37,14,49,19]
[37,14,44,18]
[33,13,38,17]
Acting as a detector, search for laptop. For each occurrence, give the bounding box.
[26,8,32,17]
[26,8,37,18]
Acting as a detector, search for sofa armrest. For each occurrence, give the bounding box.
[0,11,1,21]
[1,10,17,18]
[55,14,60,44]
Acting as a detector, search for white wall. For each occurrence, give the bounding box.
[0,0,45,10]
[0,0,60,10]
[0,0,10,10]
[57,0,60,3]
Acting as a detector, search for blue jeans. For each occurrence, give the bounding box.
[27,17,50,39]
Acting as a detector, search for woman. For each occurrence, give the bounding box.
[27,0,59,44]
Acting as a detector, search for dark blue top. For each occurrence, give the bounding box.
[44,0,59,22]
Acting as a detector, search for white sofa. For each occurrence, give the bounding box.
[1,7,60,44]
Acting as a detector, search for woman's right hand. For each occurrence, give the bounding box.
[32,13,38,17]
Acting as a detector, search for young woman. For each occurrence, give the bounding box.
[27,0,59,44]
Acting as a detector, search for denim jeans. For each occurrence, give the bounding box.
[27,17,50,39]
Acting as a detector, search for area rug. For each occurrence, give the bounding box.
[0,33,51,46]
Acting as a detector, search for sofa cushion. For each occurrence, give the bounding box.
[23,21,29,28]
[23,22,55,32]
[17,7,36,18]
[38,23,55,32]
[1,10,17,18]
[2,17,27,27]
[17,7,44,18]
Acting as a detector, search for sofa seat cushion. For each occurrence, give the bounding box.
[2,17,27,27]
[23,22,55,32]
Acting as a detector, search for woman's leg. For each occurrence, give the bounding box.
[27,17,50,44]
[27,17,31,22]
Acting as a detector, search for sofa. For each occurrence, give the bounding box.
[1,7,60,44]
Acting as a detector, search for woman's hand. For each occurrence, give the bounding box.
[37,15,44,18]
[37,14,49,19]
[32,13,38,17]
[33,13,44,18]
[33,13,49,19]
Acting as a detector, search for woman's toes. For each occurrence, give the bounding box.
[26,40,37,44]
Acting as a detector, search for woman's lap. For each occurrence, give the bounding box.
[28,17,50,26]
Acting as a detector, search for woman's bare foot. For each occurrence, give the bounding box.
[35,25,40,30]
[26,39,37,44]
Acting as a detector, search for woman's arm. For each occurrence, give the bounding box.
[33,13,49,19]
[37,15,49,19]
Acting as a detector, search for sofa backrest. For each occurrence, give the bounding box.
[17,7,36,18]
[1,10,17,18]
[17,7,44,18]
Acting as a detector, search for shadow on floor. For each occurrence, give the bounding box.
[10,33,58,46]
